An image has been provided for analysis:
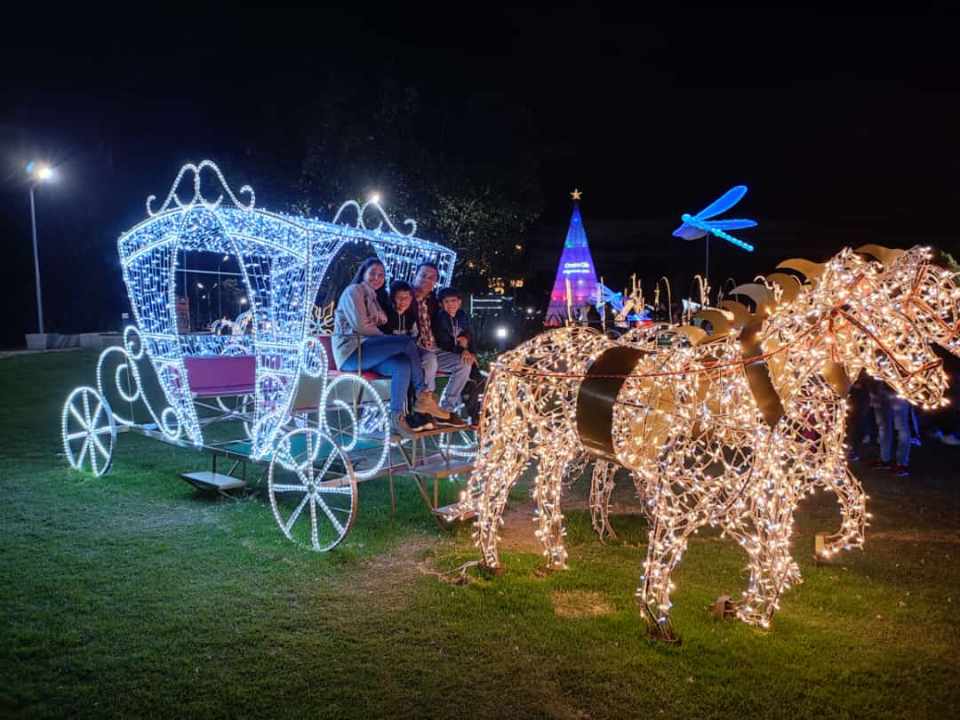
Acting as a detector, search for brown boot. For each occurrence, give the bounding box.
[414,390,450,419]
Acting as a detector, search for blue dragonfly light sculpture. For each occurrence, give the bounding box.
[673,185,757,252]
[597,282,649,324]
[599,283,624,311]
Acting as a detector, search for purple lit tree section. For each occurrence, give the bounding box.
[546,203,600,324]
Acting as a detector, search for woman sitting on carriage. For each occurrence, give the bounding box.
[332,257,447,434]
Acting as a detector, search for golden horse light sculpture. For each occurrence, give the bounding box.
[460,245,960,640]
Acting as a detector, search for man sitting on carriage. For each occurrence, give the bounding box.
[410,262,472,427]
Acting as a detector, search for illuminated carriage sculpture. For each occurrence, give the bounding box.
[61,160,463,550]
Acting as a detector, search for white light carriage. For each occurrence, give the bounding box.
[62,160,471,551]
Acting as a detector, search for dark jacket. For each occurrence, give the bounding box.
[434,308,473,354]
[381,304,418,337]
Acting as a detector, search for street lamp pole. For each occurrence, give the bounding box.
[29,183,44,335]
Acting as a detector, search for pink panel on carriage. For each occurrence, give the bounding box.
[184,355,257,397]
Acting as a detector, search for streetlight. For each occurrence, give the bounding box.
[495,324,509,352]
[218,254,229,320]
[25,161,56,337]
[194,282,204,330]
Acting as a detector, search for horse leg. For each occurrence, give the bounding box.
[817,466,868,559]
[532,445,579,568]
[462,372,533,570]
[589,460,618,542]
[631,471,653,523]
[637,493,697,642]
[737,494,803,628]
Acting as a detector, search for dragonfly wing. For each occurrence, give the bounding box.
[694,185,748,221]
[672,222,706,240]
[706,218,757,231]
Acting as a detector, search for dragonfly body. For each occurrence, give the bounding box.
[673,185,757,252]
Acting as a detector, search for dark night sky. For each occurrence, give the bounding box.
[2,6,960,346]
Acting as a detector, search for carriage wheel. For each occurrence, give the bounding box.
[62,386,117,477]
[268,428,358,552]
[321,374,390,480]
[436,395,479,460]
[437,425,478,459]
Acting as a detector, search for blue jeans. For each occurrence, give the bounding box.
[420,349,473,411]
[340,335,426,413]
[874,399,912,466]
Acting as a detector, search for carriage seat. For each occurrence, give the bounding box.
[313,334,452,380]
[184,355,257,398]
[183,335,450,401]
[315,334,385,382]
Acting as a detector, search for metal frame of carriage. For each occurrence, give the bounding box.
[61,160,477,551]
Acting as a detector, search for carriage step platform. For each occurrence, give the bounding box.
[180,471,246,493]
[390,424,478,442]
[432,503,476,523]
[408,454,474,478]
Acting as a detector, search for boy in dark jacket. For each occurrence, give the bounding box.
[433,288,485,423]
[381,281,418,338]
[434,288,476,356]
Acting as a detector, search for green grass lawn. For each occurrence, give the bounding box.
[2,350,959,719]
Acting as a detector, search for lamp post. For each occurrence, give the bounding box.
[195,282,204,331]
[26,161,55,337]
[218,254,228,320]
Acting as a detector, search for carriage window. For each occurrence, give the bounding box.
[175,251,247,332]
[314,243,381,309]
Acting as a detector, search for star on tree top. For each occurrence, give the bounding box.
[571,188,582,201]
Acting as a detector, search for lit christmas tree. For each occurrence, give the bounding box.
[545,189,601,325]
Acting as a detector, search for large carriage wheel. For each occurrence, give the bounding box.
[268,428,358,552]
[320,374,390,480]
[62,386,117,477]
[438,396,478,460]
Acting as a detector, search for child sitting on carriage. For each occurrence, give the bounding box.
[433,287,485,424]
[381,281,418,338]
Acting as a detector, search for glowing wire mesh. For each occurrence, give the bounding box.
[461,245,960,640]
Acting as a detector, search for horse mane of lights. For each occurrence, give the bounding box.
[459,243,960,641]
[111,160,456,460]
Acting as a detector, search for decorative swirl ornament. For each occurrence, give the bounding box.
[332,198,418,237]
[95,326,183,440]
[306,303,335,337]
[146,160,255,217]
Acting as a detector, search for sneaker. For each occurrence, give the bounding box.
[893,464,910,477]
[390,412,413,437]
[434,410,468,428]
[461,381,485,424]
[870,460,892,470]
[405,412,435,433]
[414,390,450,419]
[942,432,960,446]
